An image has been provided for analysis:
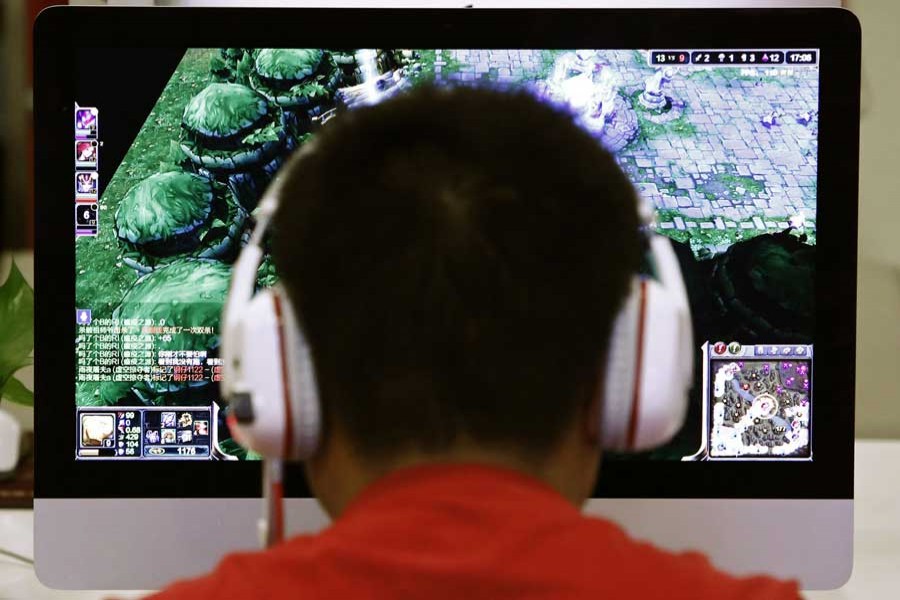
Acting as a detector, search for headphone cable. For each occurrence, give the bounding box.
[261,457,285,548]
[0,547,34,565]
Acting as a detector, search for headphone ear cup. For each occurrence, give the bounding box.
[631,279,692,449]
[602,278,642,451]
[601,277,693,452]
[272,285,322,461]
[225,289,289,459]
[601,230,694,453]
[224,287,322,461]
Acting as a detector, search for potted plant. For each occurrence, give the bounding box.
[0,259,33,480]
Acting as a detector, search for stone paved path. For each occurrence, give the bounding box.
[434,49,819,240]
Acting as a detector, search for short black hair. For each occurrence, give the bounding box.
[273,85,641,461]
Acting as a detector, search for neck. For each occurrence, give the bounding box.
[307,430,599,518]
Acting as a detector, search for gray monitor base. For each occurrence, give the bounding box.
[35,498,852,590]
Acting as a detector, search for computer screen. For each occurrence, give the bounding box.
[73,47,819,464]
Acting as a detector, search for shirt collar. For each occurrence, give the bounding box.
[338,461,581,521]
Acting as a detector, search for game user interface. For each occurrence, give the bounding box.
[74,48,818,461]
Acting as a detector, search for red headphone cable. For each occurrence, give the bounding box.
[261,457,285,548]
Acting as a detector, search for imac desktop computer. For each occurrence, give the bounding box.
[33,6,860,591]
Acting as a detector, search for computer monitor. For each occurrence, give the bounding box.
[33,6,860,591]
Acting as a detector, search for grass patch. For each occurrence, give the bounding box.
[632,49,652,69]
[696,173,765,202]
[629,90,697,144]
[75,48,215,319]
[637,115,666,141]
[668,115,697,137]
[654,209,815,257]
[530,49,565,81]
[441,51,463,77]
[656,181,678,196]
[722,174,764,195]
[412,48,438,81]
[413,49,462,83]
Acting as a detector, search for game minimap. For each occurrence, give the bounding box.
[710,351,812,459]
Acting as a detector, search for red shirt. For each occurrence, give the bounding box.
[147,464,801,600]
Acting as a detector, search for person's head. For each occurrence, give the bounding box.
[272,85,641,514]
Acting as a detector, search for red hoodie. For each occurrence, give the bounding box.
[146,464,801,600]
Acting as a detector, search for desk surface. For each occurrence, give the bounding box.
[1,440,897,599]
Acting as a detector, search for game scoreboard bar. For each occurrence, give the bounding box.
[649,50,690,65]
[650,49,817,66]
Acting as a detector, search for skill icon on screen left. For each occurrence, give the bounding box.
[75,140,99,169]
[76,171,99,199]
[75,199,99,237]
[74,105,98,139]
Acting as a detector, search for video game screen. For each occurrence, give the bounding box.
[74,48,818,462]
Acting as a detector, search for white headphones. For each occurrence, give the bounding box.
[221,148,694,460]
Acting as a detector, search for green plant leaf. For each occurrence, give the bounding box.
[241,121,281,146]
[290,82,328,99]
[1,376,33,407]
[99,380,135,406]
[166,139,188,165]
[217,437,262,461]
[235,53,254,85]
[0,260,34,386]
[209,54,227,74]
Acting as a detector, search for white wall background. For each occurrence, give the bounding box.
[845,0,900,439]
